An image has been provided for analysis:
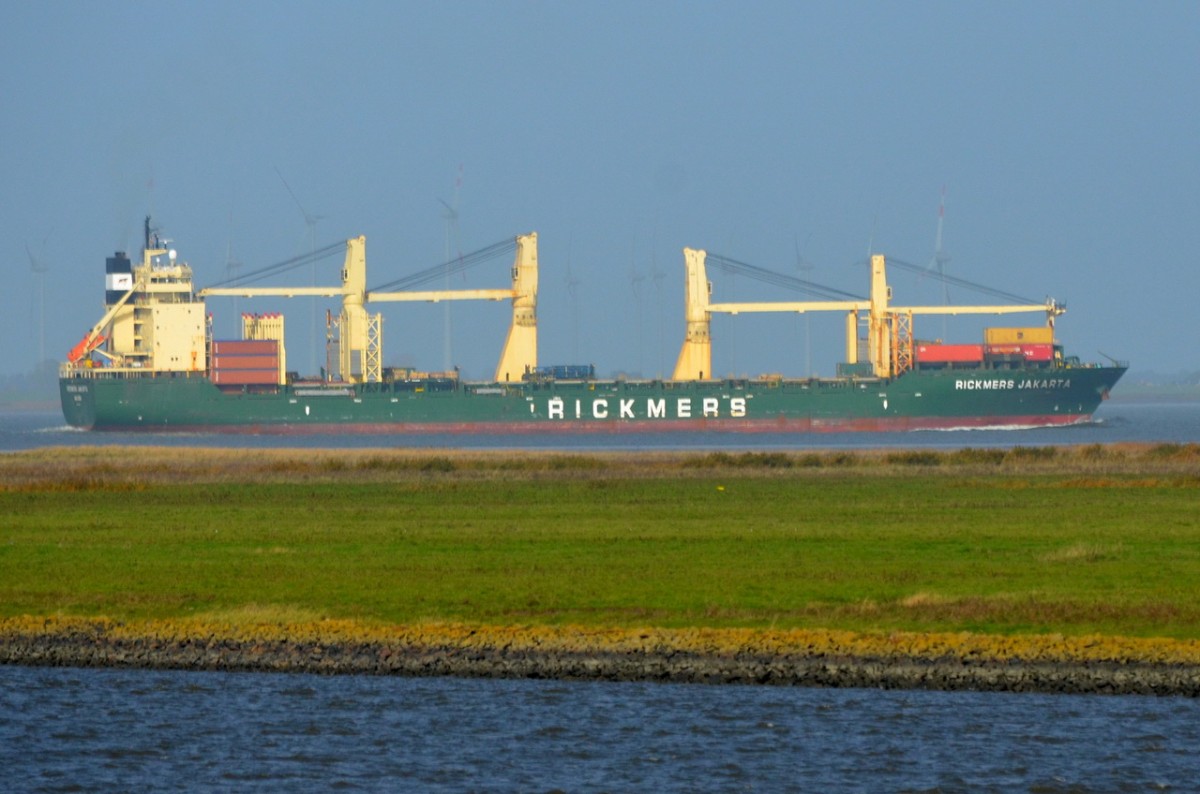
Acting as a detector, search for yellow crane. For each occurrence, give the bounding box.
[672,249,1065,381]
[199,233,538,385]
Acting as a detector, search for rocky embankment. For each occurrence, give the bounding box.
[3,617,1198,696]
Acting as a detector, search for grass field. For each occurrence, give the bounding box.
[2,444,1198,641]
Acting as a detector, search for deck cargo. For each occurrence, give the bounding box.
[211,355,280,370]
[984,327,1054,345]
[915,344,985,364]
[209,369,281,386]
[985,343,1054,362]
[212,340,279,356]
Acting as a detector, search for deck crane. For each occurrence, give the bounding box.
[199,233,538,385]
[66,277,143,364]
[672,250,1065,381]
[672,248,868,381]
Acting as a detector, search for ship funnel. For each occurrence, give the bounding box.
[105,251,133,305]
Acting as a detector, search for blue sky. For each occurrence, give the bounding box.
[3,1,1197,379]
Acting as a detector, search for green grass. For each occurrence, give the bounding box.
[1,446,1198,639]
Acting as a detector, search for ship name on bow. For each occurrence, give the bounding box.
[955,378,1071,391]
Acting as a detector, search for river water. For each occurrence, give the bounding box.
[4,398,1199,791]
[3,665,1198,792]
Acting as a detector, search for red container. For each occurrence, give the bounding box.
[212,340,279,356]
[916,344,984,363]
[211,369,279,385]
[985,343,1054,361]
[1021,343,1054,362]
[212,355,280,370]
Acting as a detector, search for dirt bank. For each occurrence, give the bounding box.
[3,617,1198,696]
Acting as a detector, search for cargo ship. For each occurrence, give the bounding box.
[60,218,1125,433]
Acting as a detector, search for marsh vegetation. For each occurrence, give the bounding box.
[3,444,1198,641]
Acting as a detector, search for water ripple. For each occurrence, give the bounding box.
[5,660,1200,792]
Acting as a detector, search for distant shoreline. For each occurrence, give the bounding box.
[3,618,1198,696]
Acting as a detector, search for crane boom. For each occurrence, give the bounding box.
[199,286,343,298]
[891,301,1065,318]
[67,278,142,364]
[708,300,868,315]
[368,288,516,303]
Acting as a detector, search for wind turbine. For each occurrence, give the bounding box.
[275,166,323,374]
[927,186,951,338]
[629,239,646,376]
[863,212,878,265]
[650,227,665,377]
[794,233,815,377]
[225,212,243,333]
[25,233,50,368]
[438,164,463,372]
[565,238,581,361]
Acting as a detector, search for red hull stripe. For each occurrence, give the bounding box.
[91,414,1093,435]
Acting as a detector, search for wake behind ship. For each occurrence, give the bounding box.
[60,217,1126,433]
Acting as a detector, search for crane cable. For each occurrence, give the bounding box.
[202,241,346,290]
[201,236,519,294]
[705,253,866,302]
[709,251,1047,306]
[369,237,517,293]
[885,257,1044,305]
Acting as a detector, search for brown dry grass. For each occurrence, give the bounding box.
[3,442,1198,491]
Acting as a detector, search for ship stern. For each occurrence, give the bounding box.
[59,375,97,430]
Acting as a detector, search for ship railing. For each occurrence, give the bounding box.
[59,363,209,381]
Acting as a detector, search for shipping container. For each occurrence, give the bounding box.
[212,355,281,370]
[211,369,280,385]
[535,364,596,379]
[985,343,1054,361]
[916,344,984,363]
[837,362,875,377]
[1023,344,1054,362]
[211,339,279,356]
[984,327,1053,345]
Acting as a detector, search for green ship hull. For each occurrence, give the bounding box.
[60,365,1125,434]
